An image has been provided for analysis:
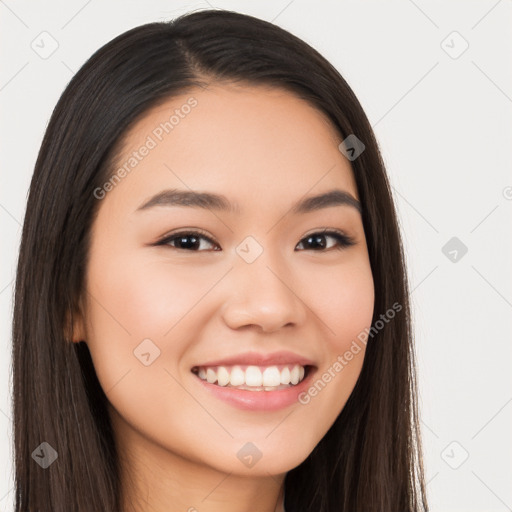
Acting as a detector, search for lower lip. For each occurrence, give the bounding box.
[191,367,317,411]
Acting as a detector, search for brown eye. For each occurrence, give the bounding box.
[295,230,356,251]
[155,229,355,252]
[156,230,220,251]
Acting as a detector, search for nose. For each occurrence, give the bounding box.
[220,248,307,333]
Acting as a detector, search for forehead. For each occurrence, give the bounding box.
[104,83,359,216]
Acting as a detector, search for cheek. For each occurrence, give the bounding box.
[82,250,206,440]
[85,248,212,342]
[82,247,220,392]
[297,258,374,419]
[310,258,375,345]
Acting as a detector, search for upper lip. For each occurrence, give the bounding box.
[192,350,316,369]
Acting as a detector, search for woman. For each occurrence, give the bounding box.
[12,9,429,512]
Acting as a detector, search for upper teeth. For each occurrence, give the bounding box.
[194,364,306,387]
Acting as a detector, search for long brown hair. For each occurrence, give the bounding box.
[12,9,428,511]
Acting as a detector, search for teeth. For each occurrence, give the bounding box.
[290,365,299,385]
[206,368,217,384]
[217,366,230,386]
[280,366,290,385]
[193,364,308,389]
[262,367,281,387]
[230,366,245,386]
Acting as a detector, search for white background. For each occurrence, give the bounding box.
[1,1,511,511]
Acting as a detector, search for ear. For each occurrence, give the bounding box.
[65,296,87,343]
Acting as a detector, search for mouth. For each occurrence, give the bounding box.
[191,364,314,392]
[191,363,318,411]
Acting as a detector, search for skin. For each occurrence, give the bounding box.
[72,83,375,512]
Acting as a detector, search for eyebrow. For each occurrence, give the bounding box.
[135,188,362,216]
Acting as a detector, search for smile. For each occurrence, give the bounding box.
[191,364,317,411]
[191,364,309,390]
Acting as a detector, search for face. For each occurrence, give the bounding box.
[74,83,375,479]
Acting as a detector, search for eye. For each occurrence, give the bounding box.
[295,229,356,252]
[155,229,220,251]
[155,228,356,252]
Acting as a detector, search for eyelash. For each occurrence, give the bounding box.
[154,228,356,252]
